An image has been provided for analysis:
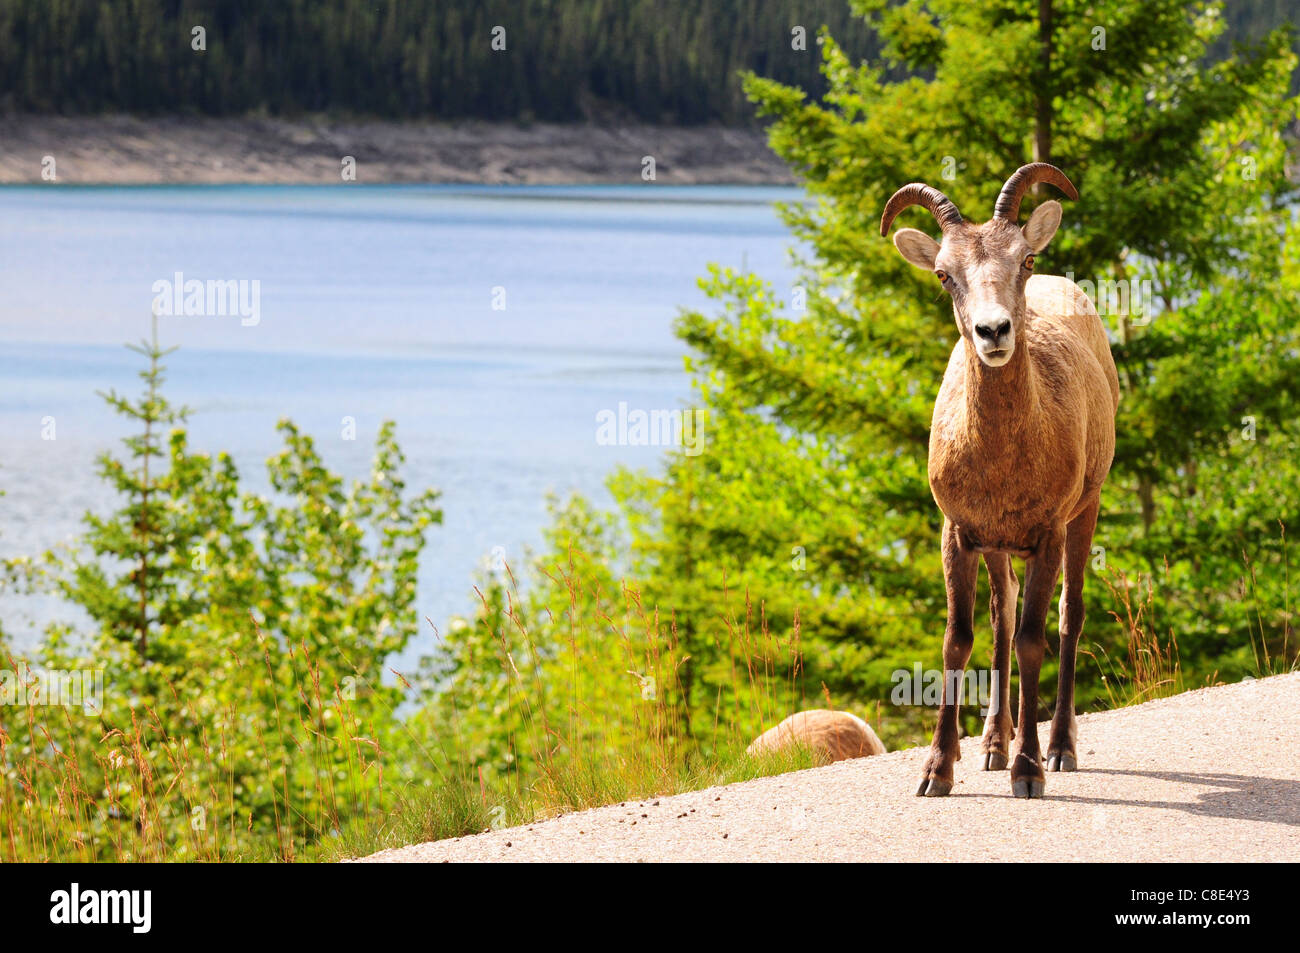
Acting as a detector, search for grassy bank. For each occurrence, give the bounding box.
[6,544,1290,863]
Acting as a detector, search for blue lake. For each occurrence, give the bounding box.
[0,184,801,666]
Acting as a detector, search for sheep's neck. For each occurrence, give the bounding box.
[961,332,1042,447]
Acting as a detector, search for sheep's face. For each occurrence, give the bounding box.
[893,201,1062,368]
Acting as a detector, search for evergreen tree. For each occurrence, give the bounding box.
[7,324,442,859]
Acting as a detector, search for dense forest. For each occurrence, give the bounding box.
[0,0,877,123]
[1211,0,1299,64]
[0,1,1295,123]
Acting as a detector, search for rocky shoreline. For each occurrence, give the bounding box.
[0,115,795,186]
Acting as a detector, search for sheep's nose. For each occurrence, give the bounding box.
[974,319,1012,342]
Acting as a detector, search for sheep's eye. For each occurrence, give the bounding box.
[934,270,949,283]
[1022,254,1035,270]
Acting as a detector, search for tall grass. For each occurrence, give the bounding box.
[1084,565,1186,708]
[1083,524,1298,710]
[1244,521,1297,677]
[313,560,819,861]
[1,559,819,863]
[12,531,1289,863]
[0,637,389,862]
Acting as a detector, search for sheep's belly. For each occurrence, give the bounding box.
[952,523,1038,558]
[932,484,1061,558]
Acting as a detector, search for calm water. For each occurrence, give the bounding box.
[0,185,800,666]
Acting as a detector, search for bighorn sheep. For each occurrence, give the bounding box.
[748,709,887,764]
[880,163,1119,799]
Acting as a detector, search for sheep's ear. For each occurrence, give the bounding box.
[1022,200,1062,252]
[893,228,941,270]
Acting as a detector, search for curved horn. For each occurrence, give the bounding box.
[993,162,1078,221]
[879,183,964,237]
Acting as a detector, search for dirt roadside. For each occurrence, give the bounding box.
[356,672,1300,862]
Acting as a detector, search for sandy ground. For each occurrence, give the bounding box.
[0,116,794,185]
[356,672,1300,862]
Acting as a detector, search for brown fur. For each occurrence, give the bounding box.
[887,188,1119,799]
[928,271,1118,547]
[747,710,887,764]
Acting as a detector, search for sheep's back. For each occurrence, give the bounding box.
[746,710,886,764]
[1026,274,1120,413]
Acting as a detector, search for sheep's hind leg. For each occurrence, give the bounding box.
[918,519,979,797]
[1047,500,1098,772]
[980,552,1017,770]
[1010,527,1064,799]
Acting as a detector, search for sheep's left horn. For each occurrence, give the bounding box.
[879,183,964,237]
[993,162,1078,222]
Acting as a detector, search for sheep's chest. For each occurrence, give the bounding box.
[927,425,1066,556]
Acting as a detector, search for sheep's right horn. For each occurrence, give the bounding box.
[993,163,1078,222]
[879,183,964,237]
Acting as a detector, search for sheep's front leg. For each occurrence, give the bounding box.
[1010,526,1065,799]
[917,519,979,797]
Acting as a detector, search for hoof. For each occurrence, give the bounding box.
[1046,752,1077,772]
[1011,777,1045,799]
[982,752,1008,771]
[916,777,953,797]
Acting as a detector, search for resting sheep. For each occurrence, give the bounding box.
[747,709,886,764]
[880,163,1120,799]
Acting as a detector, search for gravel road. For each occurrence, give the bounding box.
[357,672,1300,863]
